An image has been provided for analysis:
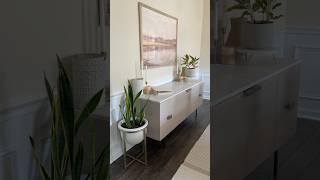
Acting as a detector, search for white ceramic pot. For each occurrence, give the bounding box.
[240,22,275,50]
[184,68,200,77]
[118,119,148,145]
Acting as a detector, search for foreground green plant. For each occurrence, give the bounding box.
[119,81,148,129]
[181,54,199,69]
[29,55,108,180]
[227,0,283,23]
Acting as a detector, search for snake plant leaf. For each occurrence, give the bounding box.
[133,90,142,105]
[29,137,50,180]
[61,147,69,178]
[75,89,104,134]
[57,56,75,170]
[44,73,54,108]
[51,125,62,179]
[93,146,108,180]
[75,143,84,180]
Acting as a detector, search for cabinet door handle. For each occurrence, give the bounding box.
[243,85,262,96]
[285,102,295,111]
[167,114,173,120]
[186,88,192,93]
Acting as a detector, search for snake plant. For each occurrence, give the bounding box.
[29,55,108,180]
[119,80,148,129]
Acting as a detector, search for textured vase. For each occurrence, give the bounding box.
[240,22,275,50]
[63,53,107,113]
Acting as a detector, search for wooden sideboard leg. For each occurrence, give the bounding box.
[273,150,279,180]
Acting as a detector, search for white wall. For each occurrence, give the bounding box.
[0,0,102,179]
[287,0,320,28]
[110,0,208,163]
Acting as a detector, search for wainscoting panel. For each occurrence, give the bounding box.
[285,26,320,120]
[201,72,210,100]
[0,98,51,180]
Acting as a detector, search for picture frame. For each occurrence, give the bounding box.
[138,2,178,69]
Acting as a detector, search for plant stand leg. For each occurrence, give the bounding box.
[144,128,147,166]
[122,130,148,169]
[123,132,127,168]
[195,109,198,120]
[273,150,278,180]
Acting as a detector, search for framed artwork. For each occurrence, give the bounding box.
[138,3,178,69]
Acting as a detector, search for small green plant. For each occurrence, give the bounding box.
[119,81,148,129]
[181,54,199,69]
[227,0,283,23]
[29,55,108,180]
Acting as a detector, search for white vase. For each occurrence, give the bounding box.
[240,22,275,50]
[129,78,144,95]
[118,119,148,145]
[62,53,107,113]
[184,68,200,77]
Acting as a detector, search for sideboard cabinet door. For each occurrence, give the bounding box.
[275,64,300,149]
[213,92,253,180]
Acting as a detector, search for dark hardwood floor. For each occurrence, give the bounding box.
[246,118,320,180]
[110,101,210,180]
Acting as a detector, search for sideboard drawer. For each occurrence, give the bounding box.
[159,91,189,139]
[189,83,203,112]
[141,80,203,141]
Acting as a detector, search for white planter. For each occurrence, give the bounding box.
[118,120,148,145]
[184,68,200,77]
[240,22,275,50]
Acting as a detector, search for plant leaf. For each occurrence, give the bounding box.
[29,137,50,180]
[75,143,84,180]
[57,55,75,171]
[44,73,54,108]
[75,89,104,133]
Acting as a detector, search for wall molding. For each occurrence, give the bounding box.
[286,26,320,36]
[286,27,320,121]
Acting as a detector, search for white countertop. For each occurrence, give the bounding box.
[140,79,202,103]
[213,59,301,106]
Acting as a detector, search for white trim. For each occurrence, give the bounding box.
[298,108,320,121]
[202,91,210,100]
[286,26,320,36]
[300,95,320,101]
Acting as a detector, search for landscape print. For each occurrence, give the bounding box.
[139,3,178,68]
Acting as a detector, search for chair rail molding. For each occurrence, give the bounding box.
[285,26,320,121]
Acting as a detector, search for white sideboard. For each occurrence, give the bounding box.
[212,60,301,180]
[140,79,203,141]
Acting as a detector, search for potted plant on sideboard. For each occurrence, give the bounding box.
[118,81,149,145]
[227,0,283,50]
[181,54,200,78]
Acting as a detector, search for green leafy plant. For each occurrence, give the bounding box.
[119,81,148,129]
[181,54,199,69]
[227,0,283,23]
[29,55,108,180]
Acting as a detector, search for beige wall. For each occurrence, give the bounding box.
[110,0,206,95]
[200,0,210,73]
[287,0,320,27]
